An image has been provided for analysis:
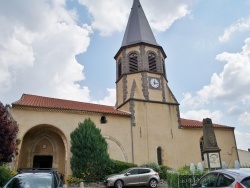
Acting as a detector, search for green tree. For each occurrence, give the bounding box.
[70,118,111,182]
[0,102,19,164]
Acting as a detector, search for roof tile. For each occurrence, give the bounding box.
[12,94,234,129]
[180,118,233,129]
[12,94,131,116]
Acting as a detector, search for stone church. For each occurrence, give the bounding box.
[11,0,238,177]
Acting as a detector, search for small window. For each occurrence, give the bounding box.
[118,59,122,78]
[148,52,157,72]
[157,147,162,165]
[129,53,138,72]
[100,116,107,124]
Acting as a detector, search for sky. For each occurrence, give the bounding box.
[0,0,250,151]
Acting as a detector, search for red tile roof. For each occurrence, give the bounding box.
[12,94,131,117]
[12,94,234,129]
[180,118,234,129]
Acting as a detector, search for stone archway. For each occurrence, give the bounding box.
[18,124,67,175]
[104,135,128,162]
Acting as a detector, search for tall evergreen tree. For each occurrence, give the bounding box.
[0,102,19,163]
[70,118,110,182]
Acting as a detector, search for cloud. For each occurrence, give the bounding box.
[180,38,250,151]
[92,88,116,106]
[140,1,193,32]
[235,130,250,150]
[78,0,194,35]
[215,38,250,101]
[239,112,250,126]
[219,16,250,43]
[181,109,222,123]
[181,38,250,110]
[0,0,92,104]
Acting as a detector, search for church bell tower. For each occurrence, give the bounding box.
[115,0,178,112]
[114,0,180,164]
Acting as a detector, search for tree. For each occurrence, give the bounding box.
[70,118,111,182]
[0,102,19,164]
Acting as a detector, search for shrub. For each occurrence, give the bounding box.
[166,165,208,188]
[0,166,13,187]
[66,175,84,184]
[139,163,169,179]
[108,160,137,174]
[70,118,111,182]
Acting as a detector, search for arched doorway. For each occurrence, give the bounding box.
[18,124,67,175]
[33,155,53,168]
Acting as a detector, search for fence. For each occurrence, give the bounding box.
[167,173,203,188]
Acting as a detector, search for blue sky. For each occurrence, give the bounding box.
[0,0,250,151]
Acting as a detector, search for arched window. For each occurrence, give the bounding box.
[118,59,122,78]
[157,147,162,165]
[148,52,157,72]
[200,137,204,161]
[129,53,138,72]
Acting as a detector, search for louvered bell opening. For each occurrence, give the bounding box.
[129,53,138,73]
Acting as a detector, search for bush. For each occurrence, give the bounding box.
[0,166,13,187]
[66,175,84,184]
[166,165,208,188]
[70,118,138,182]
[159,166,170,179]
[108,160,137,174]
[139,163,170,179]
[70,118,111,182]
[66,160,137,184]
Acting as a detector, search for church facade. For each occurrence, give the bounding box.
[11,0,239,177]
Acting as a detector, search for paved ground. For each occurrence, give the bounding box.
[66,181,168,188]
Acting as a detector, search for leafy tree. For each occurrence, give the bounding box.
[0,102,19,164]
[70,118,111,182]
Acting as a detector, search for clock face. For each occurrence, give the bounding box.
[150,78,159,88]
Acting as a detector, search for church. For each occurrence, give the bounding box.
[11,0,239,177]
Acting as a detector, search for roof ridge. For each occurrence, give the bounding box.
[19,93,114,108]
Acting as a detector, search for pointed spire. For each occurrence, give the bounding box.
[121,0,159,47]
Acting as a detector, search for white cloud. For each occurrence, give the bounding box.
[181,38,250,110]
[181,109,222,123]
[215,38,250,100]
[0,0,92,104]
[219,16,250,43]
[239,112,250,126]
[78,0,131,36]
[235,130,250,150]
[180,38,250,147]
[141,1,192,32]
[78,0,194,35]
[92,88,116,106]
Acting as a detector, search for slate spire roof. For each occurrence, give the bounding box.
[121,0,159,47]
